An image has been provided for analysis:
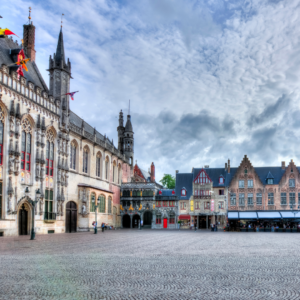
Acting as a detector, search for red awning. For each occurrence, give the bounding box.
[179,215,191,220]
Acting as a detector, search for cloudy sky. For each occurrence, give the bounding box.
[2,0,300,180]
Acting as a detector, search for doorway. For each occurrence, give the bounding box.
[19,204,28,235]
[123,214,131,228]
[163,218,168,229]
[132,214,140,228]
[66,201,77,233]
[143,211,152,228]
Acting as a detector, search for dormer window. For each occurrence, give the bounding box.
[267,179,273,184]
[219,176,224,184]
[181,189,186,196]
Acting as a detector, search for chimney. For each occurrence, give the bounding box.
[282,161,285,170]
[23,23,36,62]
[150,162,155,183]
[225,163,227,171]
[228,159,230,174]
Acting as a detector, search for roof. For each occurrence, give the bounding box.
[55,29,66,66]
[224,167,238,186]
[254,167,285,185]
[77,183,113,194]
[125,115,133,132]
[0,36,48,91]
[157,189,176,196]
[193,168,227,187]
[175,173,193,200]
[140,168,150,181]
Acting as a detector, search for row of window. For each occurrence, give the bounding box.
[122,190,153,197]
[194,189,225,196]
[180,202,224,210]
[156,215,175,224]
[90,194,112,214]
[156,201,176,207]
[238,179,296,187]
[70,144,121,183]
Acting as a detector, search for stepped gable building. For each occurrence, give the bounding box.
[176,165,227,229]
[0,20,132,236]
[120,162,178,229]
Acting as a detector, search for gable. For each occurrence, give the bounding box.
[194,169,212,184]
[133,164,146,180]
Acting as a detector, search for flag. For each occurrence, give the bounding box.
[0,28,19,37]
[16,66,24,80]
[18,49,25,62]
[66,91,79,100]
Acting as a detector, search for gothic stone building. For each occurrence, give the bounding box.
[120,162,179,229]
[0,21,133,236]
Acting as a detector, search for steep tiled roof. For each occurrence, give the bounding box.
[175,173,193,200]
[193,168,227,187]
[157,189,176,196]
[0,36,48,91]
[255,167,285,185]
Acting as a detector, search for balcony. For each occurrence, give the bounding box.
[194,195,211,199]
[44,212,56,222]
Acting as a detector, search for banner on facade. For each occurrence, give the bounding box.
[211,199,214,212]
[190,200,194,211]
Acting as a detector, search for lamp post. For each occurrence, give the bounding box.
[94,202,100,234]
[30,189,41,240]
[290,204,300,230]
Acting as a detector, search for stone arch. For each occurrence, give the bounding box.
[17,196,34,236]
[96,151,102,177]
[46,126,57,141]
[70,139,79,171]
[0,99,8,121]
[105,155,110,180]
[21,114,35,131]
[82,145,91,174]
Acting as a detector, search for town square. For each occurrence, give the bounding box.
[2,0,300,299]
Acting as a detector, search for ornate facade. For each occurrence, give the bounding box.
[0,21,132,236]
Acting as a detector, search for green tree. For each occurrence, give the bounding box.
[159,174,176,189]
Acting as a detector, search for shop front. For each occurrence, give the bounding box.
[178,215,190,229]
[228,211,300,232]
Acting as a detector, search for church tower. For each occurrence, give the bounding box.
[48,28,71,131]
[117,110,125,154]
[124,113,134,167]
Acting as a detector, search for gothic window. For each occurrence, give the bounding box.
[44,189,53,219]
[105,157,109,180]
[70,142,76,170]
[113,161,116,182]
[108,197,112,214]
[96,153,101,177]
[118,163,121,184]
[46,140,54,176]
[83,147,89,174]
[90,193,96,212]
[99,195,106,213]
[0,120,3,165]
[21,130,31,171]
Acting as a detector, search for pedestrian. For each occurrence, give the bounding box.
[102,222,105,232]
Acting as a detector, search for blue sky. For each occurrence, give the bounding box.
[2,0,300,180]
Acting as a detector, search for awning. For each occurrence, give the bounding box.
[228,212,239,219]
[294,212,300,219]
[239,212,258,219]
[257,212,281,219]
[178,215,191,220]
[280,211,295,219]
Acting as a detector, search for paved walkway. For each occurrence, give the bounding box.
[1,230,300,300]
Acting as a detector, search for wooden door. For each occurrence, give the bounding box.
[163,218,167,228]
[19,204,28,235]
[66,201,77,233]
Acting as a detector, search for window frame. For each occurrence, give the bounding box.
[289,179,295,188]
[181,189,186,196]
[238,180,244,188]
[290,192,295,205]
[281,192,287,205]
[239,193,245,206]
[230,193,236,206]
[247,193,253,205]
[156,215,162,224]
[204,202,210,209]
[247,180,253,187]
[21,131,31,171]
[268,193,274,205]
[169,216,175,224]
[90,193,96,212]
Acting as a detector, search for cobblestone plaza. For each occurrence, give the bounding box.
[1,231,300,300]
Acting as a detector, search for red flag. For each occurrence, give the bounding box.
[65,91,79,100]
[16,66,24,80]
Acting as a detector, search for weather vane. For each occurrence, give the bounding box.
[61,13,64,28]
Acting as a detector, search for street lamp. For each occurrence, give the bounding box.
[290,204,300,228]
[30,189,41,240]
[94,202,100,234]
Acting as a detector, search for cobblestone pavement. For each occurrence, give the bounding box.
[1,230,300,300]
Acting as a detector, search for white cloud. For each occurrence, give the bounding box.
[2,0,300,180]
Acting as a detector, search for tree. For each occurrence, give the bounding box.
[159,174,175,189]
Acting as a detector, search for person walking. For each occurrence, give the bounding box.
[102,223,105,233]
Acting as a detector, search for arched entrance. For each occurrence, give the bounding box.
[123,214,131,228]
[19,204,29,235]
[132,214,140,228]
[143,211,152,228]
[66,201,77,233]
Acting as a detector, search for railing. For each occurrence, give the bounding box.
[44,212,56,220]
[194,195,211,199]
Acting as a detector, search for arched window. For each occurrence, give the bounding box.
[70,142,76,170]
[21,118,32,171]
[96,153,101,177]
[118,163,121,184]
[99,195,106,213]
[105,157,109,180]
[108,196,112,214]
[83,146,89,173]
[90,193,96,212]
[113,161,116,182]
[46,140,54,176]
[0,120,3,165]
